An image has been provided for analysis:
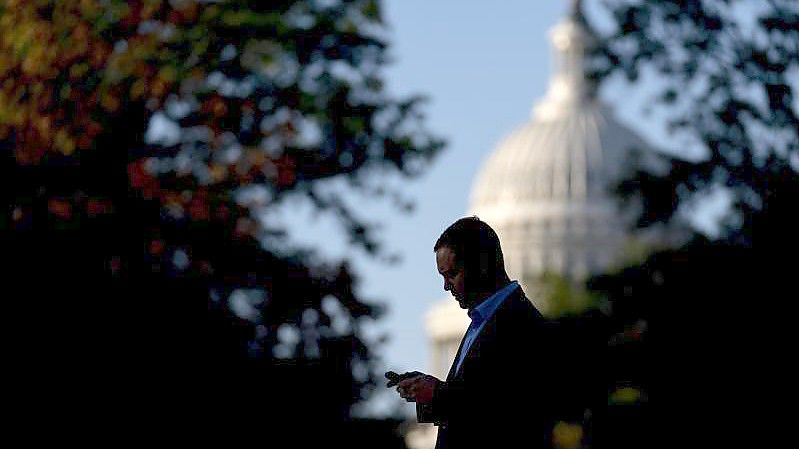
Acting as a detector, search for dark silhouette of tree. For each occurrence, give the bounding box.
[590,0,798,237]
[562,1,799,448]
[1,1,442,444]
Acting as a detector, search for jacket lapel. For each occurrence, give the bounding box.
[445,329,469,381]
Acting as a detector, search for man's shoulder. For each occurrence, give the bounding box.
[496,287,547,326]
[506,286,542,312]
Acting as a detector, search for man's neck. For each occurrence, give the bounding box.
[470,277,512,309]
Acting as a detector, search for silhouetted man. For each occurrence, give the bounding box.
[388,217,561,449]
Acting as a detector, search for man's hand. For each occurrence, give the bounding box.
[385,370,422,388]
[392,372,441,404]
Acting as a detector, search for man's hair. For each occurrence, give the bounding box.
[434,216,506,283]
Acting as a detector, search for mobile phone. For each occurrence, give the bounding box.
[385,370,421,387]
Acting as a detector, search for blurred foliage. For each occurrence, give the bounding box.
[1,0,441,444]
[573,1,799,447]
[589,0,798,237]
[537,271,601,317]
[553,421,586,449]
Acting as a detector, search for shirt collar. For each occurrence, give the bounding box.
[468,281,519,325]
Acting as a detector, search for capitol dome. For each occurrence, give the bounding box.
[468,0,660,315]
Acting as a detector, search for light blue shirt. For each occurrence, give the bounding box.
[453,281,519,375]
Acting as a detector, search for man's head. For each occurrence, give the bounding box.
[434,217,508,309]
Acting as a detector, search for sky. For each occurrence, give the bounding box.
[271,0,727,417]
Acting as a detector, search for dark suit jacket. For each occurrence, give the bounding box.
[418,286,560,449]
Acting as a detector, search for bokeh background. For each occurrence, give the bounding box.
[2,0,795,447]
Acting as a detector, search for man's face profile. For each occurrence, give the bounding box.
[436,246,467,309]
